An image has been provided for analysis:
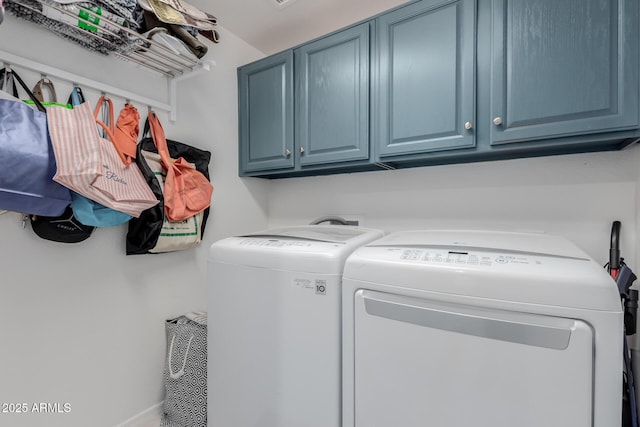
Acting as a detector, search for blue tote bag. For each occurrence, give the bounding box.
[0,68,71,216]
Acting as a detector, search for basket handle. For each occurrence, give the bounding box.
[168,333,195,379]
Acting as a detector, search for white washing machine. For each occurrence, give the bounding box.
[342,230,623,427]
[208,225,384,427]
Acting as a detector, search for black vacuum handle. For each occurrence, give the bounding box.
[610,220,621,271]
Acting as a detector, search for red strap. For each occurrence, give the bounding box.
[611,268,620,280]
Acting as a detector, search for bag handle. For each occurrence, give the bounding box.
[93,96,120,150]
[0,68,18,98]
[0,68,46,112]
[95,116,120,145]
[167,333,195,380]
[142,117,151,138]
[147,111,173,166]
[67,85,85,107]
[94,95,115,133]
[32,77,57,103]
[95,96,137,165]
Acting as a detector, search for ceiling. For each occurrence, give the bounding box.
[191,0,410,55]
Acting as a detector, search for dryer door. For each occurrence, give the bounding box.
[352,290,594,427]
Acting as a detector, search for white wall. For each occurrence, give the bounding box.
[267,148,639,269]
[0,17,267,427]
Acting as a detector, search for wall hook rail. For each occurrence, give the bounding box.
[0,49,171,112]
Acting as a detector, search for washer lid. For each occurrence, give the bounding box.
[244,225,374,243]
[209,225,384,273]
[344,230,620,311]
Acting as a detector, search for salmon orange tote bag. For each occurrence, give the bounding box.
[148,111,213,222]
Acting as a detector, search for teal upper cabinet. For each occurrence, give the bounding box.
[377,0,476,158]
[238,0,640,178]
[490,0,639,145]
[238,51,294,173]
[295,23,370,166]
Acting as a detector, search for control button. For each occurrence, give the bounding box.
[495,258,508,264]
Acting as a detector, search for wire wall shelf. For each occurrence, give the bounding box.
[6,0,210,78]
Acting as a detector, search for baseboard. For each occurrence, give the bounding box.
[115,402,164,427]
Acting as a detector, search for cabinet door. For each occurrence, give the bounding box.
[296,23,370,166]
[238,51,294,174]
[377,0,476,158]
[490,0,639,145]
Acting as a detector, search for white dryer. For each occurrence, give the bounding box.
[342,230,623,427]
[208,225,384,427]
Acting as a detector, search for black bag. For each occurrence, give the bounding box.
[30,205,95,243]
[126,120,212,255]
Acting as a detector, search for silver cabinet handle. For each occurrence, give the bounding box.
[464,121,473,130]
[300,147,305,154]
[493,117,503,126]
[284,149,291,157]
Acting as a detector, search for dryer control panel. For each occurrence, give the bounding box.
[389,248,548,266]
[396,248,543,267]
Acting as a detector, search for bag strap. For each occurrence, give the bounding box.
[94,95,115,133]
[68,86,85,107]
[4,69,46,113]
[142,117,153,139]
[94,96,120,150]
[0,68,18,98]
[32,77,57,103]
[95,116,119,145]
[148,111,174,169]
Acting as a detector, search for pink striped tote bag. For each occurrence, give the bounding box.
[47,99,158,217]
[89,98,158,216]
[91,121,158,216]
[48,102,103,197]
